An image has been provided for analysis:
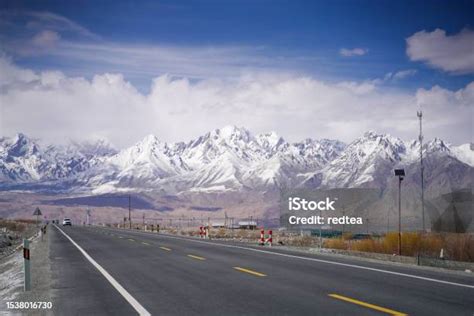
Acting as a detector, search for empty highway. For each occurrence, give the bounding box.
[49,225,474,315]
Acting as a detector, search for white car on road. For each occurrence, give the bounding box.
[62,218,72,226]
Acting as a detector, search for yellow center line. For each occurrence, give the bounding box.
[160,246,172,251]
[187,254,206,261]
[328,294,407,316]
[142,242,150,245]
[233,267,266,277]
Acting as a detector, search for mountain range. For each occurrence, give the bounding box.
[0,126,472,197]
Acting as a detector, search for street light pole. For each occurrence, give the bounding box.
[398,177,402,255]
[394,169,405,256]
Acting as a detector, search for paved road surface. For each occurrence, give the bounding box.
[49,225,474,315]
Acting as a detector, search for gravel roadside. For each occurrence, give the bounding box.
[0,228,52,316]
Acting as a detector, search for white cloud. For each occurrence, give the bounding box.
[32,30,60,49]
[339,48,368,57]
[392,69,417,80]
[406,28,474,74]
[24,11,99,40]
[336,81,376,94]
[383,69,417,82]
[0,58,472,148]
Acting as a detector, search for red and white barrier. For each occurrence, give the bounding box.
[258,229,273,246]
[199,226,210,239]
[266,230,272,247]
[259,228,265,245]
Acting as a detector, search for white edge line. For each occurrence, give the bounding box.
[54,225,151,316]
[104,227,474,290]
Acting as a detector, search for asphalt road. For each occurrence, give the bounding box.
[49,225,474,315]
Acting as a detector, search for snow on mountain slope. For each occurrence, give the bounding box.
[312,131,407,188]
[451,143,474,166]
[1,127,470,194]
[0,133,115,184]
[0,133,44,182]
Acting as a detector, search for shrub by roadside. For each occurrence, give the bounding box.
[323,232,474,262]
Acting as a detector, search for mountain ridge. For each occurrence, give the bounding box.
[0,126,471,195]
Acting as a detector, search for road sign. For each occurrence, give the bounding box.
[33,207,42,216]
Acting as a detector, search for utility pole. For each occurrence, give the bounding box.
[86,209,91,226]
[128,194,132,229]
[342,209,345,234]
[387,209,390,233]
[417,111,425,232]
[319,208,323,248]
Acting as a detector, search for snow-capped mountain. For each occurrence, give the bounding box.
[0,133,116,184]
[0,127,471,195]
[310,131,410,188]
[303,131,472,191]
[86,126,346,192]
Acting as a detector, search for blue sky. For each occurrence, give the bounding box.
[2,0,473,91]
[0,1,473,146]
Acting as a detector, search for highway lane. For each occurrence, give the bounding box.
[50,225,474,315]
[50,225,137,315]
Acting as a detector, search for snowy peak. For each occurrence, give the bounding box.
[344,131,406,163]
[212,125,252,142]
[0,133,116,183]
[103,134,188,180]
[424,138,451,155]
[451,143,474,166]
[69,139,117,158]
[317,132,408,188]
[293,138,345,163]
[0,129,471,193]
[4,133,40,158]
[256,131,286,153]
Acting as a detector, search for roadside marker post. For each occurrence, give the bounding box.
[257,229,273,246]
[259,228,265,245]
[266,230,273,247]
[23,239,31,291]
[199,226,210,239]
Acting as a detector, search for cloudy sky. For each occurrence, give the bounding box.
[0,0,473,147]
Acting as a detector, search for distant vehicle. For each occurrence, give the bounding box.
[62,218,72,226]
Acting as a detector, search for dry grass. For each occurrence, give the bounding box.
[323,232,473,262]
[324,238,348,250]
[134,224,474,263]
[287,235,317,247]
[0,219,27,233]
